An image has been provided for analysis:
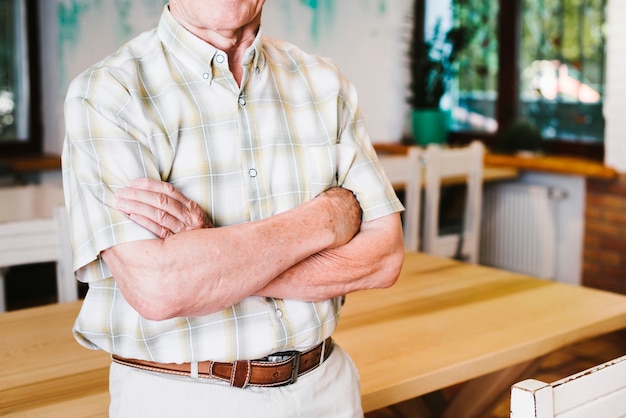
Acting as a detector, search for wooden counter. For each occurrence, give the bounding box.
[2,148,618,180]
[484,153,618,180]
[374,142,618,180]
[0,155,61,173]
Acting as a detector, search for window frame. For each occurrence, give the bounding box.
[1,0,42,157]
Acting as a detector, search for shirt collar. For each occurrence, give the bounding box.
[157,5,266,83]
[245,28,266,76]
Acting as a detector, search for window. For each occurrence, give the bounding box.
[425,0,607,160]
[519,0,605,143]
[0,0,41,156]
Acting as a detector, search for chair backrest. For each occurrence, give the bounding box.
[0,186,76,312]
[377,146,422,251]
[53,205,77,304]
[422,141,484,263]
[511,354,626,418]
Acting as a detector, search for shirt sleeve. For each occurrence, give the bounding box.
[62,67,166,282]
[333,71,404,222]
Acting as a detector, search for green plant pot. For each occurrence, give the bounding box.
[411,109,450,146]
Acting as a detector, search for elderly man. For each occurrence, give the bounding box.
[62,0,404,416]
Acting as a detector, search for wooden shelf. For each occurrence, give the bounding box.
[1,155,61,173]
[484,153,618,180]
[373,143,618,180]
[2,149,616,180]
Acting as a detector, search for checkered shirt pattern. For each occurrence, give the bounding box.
[62,7,403,363]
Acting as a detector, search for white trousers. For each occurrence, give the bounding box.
[109,344,364,418]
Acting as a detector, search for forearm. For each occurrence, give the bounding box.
[102,194,351,320]
[254,213,404,301]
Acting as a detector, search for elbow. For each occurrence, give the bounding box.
[371,212,405,289]
[378,246,404,289]
[101,246,178,320]
[124,285,181,321]
[135,302,176,322]
[123,275,230,321]
[111,269,183,321]
[102,244,195,321]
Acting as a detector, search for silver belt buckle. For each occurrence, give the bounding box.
[265,350,302,386]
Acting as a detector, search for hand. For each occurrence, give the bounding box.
[317,187,362,248]
[115,178,213,238]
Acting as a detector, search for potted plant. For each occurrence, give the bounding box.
[407,1,473,145]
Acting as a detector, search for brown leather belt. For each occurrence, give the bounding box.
[112,337,333,389]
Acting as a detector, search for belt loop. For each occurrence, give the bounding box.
[190,361,199,379]
[320,338,327,365]
[231,360,252,388]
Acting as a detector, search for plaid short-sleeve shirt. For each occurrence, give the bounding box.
[62,7,403,363]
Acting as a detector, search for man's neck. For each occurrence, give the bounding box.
[169,9,260,86]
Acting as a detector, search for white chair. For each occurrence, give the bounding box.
[377,146,422,251]
[511,354,626,418]
[0,185,76,312]
[422,141,484,263]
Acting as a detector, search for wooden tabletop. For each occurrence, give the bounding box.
[3,253,626,416]
[0,302,110,417]
[334,253,626,412]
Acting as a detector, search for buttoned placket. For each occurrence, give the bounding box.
[237,49,267,222]
[202,48,263,222]
[265,297,289,347]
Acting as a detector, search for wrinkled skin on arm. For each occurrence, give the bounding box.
[104,178,403,320]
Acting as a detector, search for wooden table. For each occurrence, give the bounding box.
[4,253,626,417]
[0,301,110,417]
[335,253,626,414]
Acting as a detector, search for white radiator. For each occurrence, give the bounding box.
[479,183,566,279]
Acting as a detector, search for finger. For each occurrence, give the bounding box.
[181,200,214,229]
[116,194,186,233]
[119,179,212,230]
[117,186,186,219]
[118,183,186,209]
[118,183,196,226]
[129,178,191,206]
[128,213,172,239]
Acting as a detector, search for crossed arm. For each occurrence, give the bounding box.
[102,178,404,320]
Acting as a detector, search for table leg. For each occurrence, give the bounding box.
[441,359,541,418]
[365,397,432,418]
[0,267,7,312]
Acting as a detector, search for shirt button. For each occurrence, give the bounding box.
[202,72,210,80]
[249,168,257,178]
[275,309,283,318]
[238,96,246,107]
[215,54,225,64]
